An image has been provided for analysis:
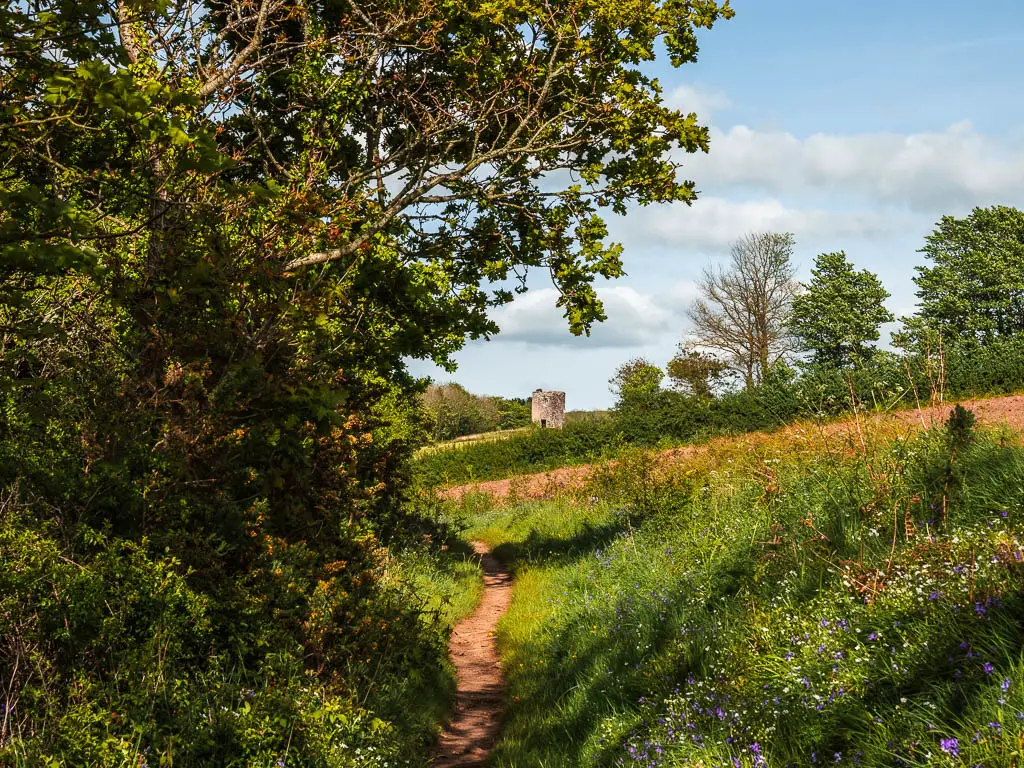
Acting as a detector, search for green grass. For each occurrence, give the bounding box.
[414,427,532,458]
[444,420,1024,767]
[412,418,631,487]
[396,538,484,631]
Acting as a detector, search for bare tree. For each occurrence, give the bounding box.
[688,232,798,388]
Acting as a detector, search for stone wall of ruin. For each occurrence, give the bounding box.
[531,389,565,428]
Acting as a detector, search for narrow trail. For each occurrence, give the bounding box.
[433,541,512,767]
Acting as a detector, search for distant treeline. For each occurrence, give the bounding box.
[414,339,1024,486]
[417,205,1024,486]
[421,383,532,441]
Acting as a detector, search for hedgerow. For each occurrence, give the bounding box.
[414,343,1024,486]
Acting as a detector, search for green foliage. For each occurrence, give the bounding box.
[420,383,530,441]
[454,428,1024,767]
[497,398,532,431]
[422,383,500,441]
[914,205,1024,346]
[610,358,666,408]
[414,420,623,486]
[790,251,894,367]
[414,341,1024,488]
[0,0,734,760]
[666,344,730,398]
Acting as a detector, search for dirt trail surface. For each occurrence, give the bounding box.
[433,541,512,767]
[440,394,1024,502]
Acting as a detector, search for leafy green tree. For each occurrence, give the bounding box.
[0,0,734,760]
[790,251,893,367]
[913,205,1024,346]
[666,343,730,397]
[421,382,502,440]
[497,397,532,431]
[610,358,665,407]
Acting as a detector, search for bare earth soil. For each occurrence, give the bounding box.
[440,394,1024,502]
[432,541,512,767]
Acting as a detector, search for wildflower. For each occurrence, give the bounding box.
[939,737,959,757]
[984,662,995,676]
[1003,678,1012,692]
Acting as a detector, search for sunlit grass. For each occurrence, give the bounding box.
[453,417,1024,767]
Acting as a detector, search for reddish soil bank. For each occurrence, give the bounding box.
[440,394,1024,502]
[432,542,513,767]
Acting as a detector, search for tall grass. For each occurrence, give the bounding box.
[415,345,1024,488]
[448,414,1024,766]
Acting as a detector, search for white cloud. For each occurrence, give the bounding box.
[664,84,732,124]
[686,121,1024,211]
[622,197,909,251]
[492,286,680,348]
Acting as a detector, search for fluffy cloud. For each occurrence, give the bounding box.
[664,84,732,124]
[492,286,682,348]
[685,121,1024,211]
[618,197,910,251]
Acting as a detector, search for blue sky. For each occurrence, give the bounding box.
[409,0,1024,409]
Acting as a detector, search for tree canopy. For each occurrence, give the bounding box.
[0,0,734,760]
[666,342,729,398]
[610,357,665,407]
[790,251,893,368]
[913,205,1024,346]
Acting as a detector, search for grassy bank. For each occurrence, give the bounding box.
[414,418,628,487]
[448,414,1024,766]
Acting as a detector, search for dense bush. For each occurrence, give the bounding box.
[0,498,466,766]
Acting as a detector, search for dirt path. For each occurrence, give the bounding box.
[433,541,512,767]
[440,394,1024,502]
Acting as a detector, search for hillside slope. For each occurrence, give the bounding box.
[442,394,1024,500]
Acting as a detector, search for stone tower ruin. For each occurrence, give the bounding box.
[531,389,565,429]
